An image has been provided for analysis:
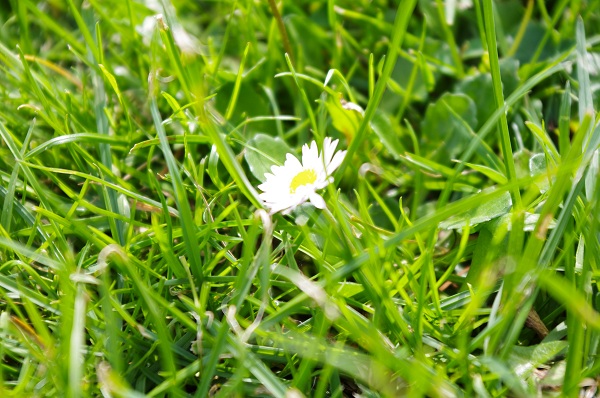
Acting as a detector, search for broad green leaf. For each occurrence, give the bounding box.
[421,93,478,163]
[244,133,293,182]
[510,341,568,378]
[513,22,560,64]
[439,191,512,230]
[370,110,405,159]
[529,152,550,192]
[455,73,495,129]
[492,212,555,232]
[325,94,363,141]
[381,56,429,113]
[513,149,534,179]
[214,81,270,124]
[538,361,566,389]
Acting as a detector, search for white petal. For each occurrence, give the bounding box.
[322,138,338,167]
[284,153,303,172]
[268,205,288,215]
[309,192,326,209]
[341,101,364,114]
[295,183,316,195]
[260,192,283,202]
[256,138,346,215]
[326,150,346,174]
[269,164,284,175]
[301,140,319,167]
[258,174,290,192]
[281,206,296,216]
[261,173,277,184]
[314,178,331,190]
[270,195,305,214]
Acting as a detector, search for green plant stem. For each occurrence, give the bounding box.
[435,0,464,78]
[267,0,295,66]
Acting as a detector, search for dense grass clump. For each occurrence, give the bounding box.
[1,0,600,396]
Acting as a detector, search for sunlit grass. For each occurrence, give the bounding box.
[0,0,599,396]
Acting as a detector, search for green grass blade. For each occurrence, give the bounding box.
[337,0,418,176]
[149,96,203,282]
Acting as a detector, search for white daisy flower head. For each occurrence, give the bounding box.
[258,137,347,215]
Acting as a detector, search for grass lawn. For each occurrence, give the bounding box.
[1,0,600,396]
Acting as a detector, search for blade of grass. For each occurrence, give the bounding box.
[18,161,178,217]
[156,15,193,102]
[148,94,203,282]
[101,245,180,395]
[337,0,418,177]
[267,0,294,66]
[225,42,251,120]
[481,0,520,207]
[68,283,87,398]
[1,118,35,232]
[558,81,572,156]
[283,54,320,140]
[434,0,464,78]
[193,105,263,209]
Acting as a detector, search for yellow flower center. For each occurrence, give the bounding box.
[290,169,317,193]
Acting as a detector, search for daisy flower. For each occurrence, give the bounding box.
[258,137,346,215]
